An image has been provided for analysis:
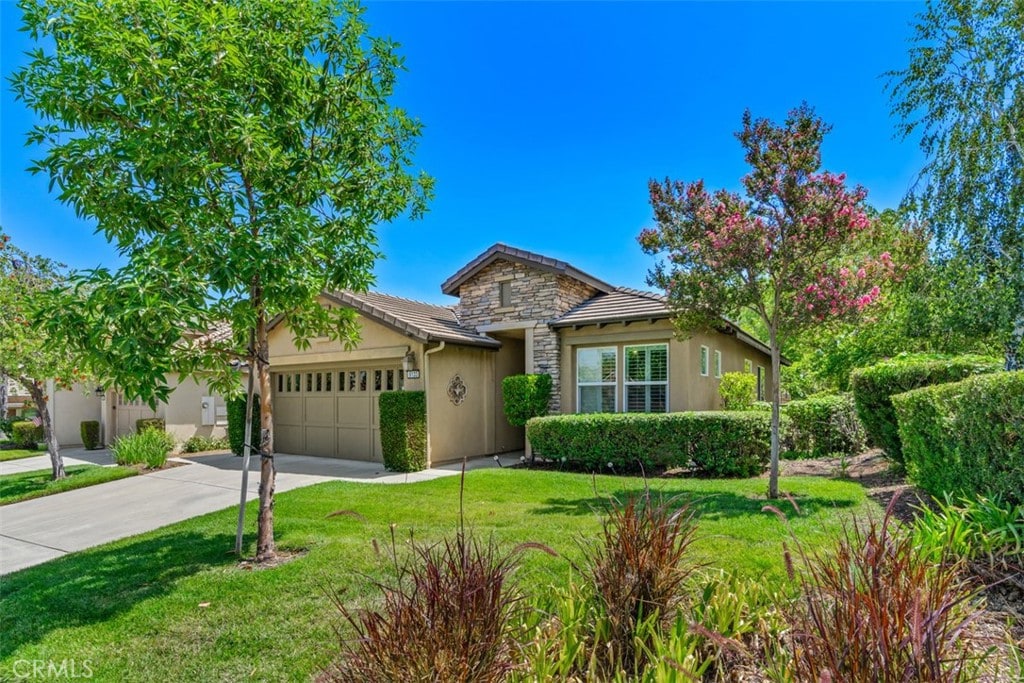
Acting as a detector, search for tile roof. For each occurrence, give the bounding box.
[324,290,501,349]
[440,243,615,296]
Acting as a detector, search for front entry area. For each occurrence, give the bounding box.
[272,366,401,461]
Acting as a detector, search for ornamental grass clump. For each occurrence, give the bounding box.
[772,497,988,682]
[577,492,701,678]
[111,428,174,469]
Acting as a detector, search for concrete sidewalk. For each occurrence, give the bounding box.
[0,448,521,575]
[0,448,115,476]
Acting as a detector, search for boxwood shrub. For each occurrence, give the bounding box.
[135,417,166,434]
[11,421,42,448]
[501,373,552,426]
[783,394,865,459]
[227,395,261,456]
[379,391,427,472]
[80,420,101,450]
[893,371,1023,504]
[849,353,1001,466]
[526,411,783,477]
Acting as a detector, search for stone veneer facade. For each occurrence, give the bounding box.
[454,260,599,411]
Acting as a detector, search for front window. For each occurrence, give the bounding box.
[713,350,722,378]
[577,347,617,413]
[625,344,668,412]
[699,346,709,377]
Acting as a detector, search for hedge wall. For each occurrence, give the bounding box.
[379,391,427,472]
[893,371,1023,504]
[526,411,783,477]
[849,354,1001,466]
[502,374,552,426]
[227,395,261,456]
[784,393,865,459]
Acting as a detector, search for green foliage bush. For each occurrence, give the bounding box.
[112,428,174,468]
[783,394,865,459]
[227,395,261,456]
[893,371,1024,504]
[11,421,42,448]
[501,374,552,427]
[527,411,783,477]
[181,435,231,453]
[719,372,757,410]
[379,391,426,472]
[135,418,165,434]
[849,353,1001,465]
[80,420,100,450]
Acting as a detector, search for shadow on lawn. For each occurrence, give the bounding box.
[531,487,857,519]
[0,529,234,658]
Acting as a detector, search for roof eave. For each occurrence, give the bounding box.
[441,247,615,296]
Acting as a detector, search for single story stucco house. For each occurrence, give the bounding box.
[268,243,775,466]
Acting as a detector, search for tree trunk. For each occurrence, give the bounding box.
[767,329,782,500]
[254,307,277,562]
[1006,321,1023,371]
[24,378,65,480]
[0,373,8,431]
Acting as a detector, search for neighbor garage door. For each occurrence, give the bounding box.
[272,366,401,461]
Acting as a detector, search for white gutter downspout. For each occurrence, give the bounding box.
[423,341,445,468]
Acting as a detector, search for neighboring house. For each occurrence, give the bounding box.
[268,243,777,466]
[3,376,31,419]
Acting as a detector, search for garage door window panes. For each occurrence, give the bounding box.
[577,347,617,413]
[625,344,668,413]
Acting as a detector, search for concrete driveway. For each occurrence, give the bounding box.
[0,448,521,575]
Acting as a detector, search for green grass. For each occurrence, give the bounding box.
[0,465,138,506]
[0,469,876,681]
[0,447,44,462]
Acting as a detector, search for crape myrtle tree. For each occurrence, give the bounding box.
[13,0,431,561]
[889,0,1024,370]
[639,105,912,498]
[0,234,89,480]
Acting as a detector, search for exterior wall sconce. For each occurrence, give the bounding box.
[94,386,106,398]
[402,350,417,374]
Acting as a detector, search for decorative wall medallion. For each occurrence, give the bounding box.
[447,374,467,406]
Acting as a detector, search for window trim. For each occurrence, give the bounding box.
[744,358,753,374]
[623,343,669,413]
[713,349,722,378]
[576,346,618,413]
[699,345,710,377]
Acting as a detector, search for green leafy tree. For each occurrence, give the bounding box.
[639,105,913,498]
[13,0,431,561]
[889,0,1024,369]
[0,234,89,479]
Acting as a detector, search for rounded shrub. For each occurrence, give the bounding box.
[80,420,101,450]
[501,374,552,426]
[893,371,1023,504]
[135,417,166,434]
[526,411,783,477]
[783,393,865,459]
[719,372,757,410]
[11,421,42,449]
[379,391,426,472]
[849,353,1001,466]
[227,394,261,456]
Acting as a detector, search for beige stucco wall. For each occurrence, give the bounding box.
[50,383,102,447]
[558,321,773,413]
[425,345,495,465]
[492,336,526,453]
[162,375,230,443]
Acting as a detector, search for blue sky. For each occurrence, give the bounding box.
[1,1,925,305]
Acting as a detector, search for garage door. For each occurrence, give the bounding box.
[272,366,401,461]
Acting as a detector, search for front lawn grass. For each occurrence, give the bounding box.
[0,464,138,506]
[0,469,875,681]
[0,446,44,462]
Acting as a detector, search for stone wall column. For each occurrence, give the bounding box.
[532,325,561,413]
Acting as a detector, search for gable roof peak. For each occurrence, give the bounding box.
[441,242,615,296]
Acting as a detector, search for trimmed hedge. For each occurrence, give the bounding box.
[136,418,165,434]
[719,372,757,410]
[526,411,784,477]
[80,420,101,450]
[893,371,1023,505]
[11,421,42,448]
[379,391,427,472]
[227,395,261,456]
[849,353,1001,466]
[502,374,552,426]
[784,394,865,459]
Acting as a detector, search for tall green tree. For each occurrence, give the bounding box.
[0,234,87,480]
[13,0,431,561]
[889,0,1024,369]
[640,105,911,498]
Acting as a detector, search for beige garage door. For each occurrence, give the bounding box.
[272,366,401,461]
